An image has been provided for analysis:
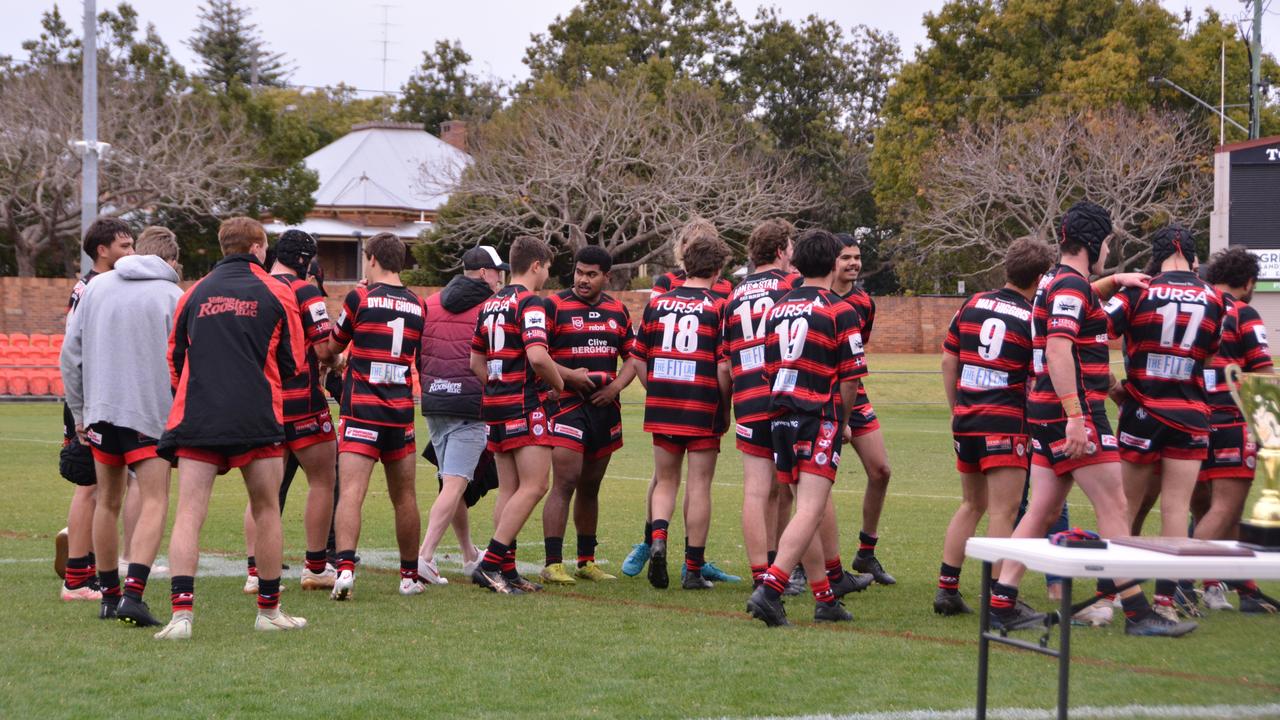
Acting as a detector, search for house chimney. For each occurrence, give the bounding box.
[440,120,468,153]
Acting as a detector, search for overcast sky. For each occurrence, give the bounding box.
[0,1,1271,97]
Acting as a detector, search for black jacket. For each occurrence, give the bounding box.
[160,254,306,451]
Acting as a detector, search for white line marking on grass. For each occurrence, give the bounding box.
[0,436,63,445]
[706,703,1280,720]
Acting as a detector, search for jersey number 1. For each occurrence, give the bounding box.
[658,313,699,353]
[483,313,507,352]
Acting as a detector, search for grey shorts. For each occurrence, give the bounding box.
[425,415,487,482]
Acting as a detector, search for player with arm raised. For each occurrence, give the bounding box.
[327,233,428,600]
[470,236,565,594]
[988,201,1197,638]
[628,220,733,591]
[538,246,636,584]
[934,238,1054,616]
[1105,225,1224,620]
[746,229,864,626]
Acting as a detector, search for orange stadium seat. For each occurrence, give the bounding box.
[30,334,51,350]
[29,370,51,396]
[9,333,30,350]
[0,334,9,351]
[51,372,64,397]
[52,334,64,351]
[7,370,29,396]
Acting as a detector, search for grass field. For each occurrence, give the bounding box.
[2,354,1278,719]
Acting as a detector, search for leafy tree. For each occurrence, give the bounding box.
[522,0,743,90]
[187,0,291,93]
[396,40,504,133]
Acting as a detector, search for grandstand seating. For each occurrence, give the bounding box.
[0,332,63,398]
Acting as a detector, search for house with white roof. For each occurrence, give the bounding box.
[262,120,470,281]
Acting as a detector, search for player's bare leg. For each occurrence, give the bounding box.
[749,472,843,625]
[384,453,424,594]
[850,428,895,584]
[570,453,613,580]
[61,484,98,597]
[741,454,776,584]
[1151,457,1202,614]
[647,445,684,589]
[542,446,582,583]
[419,474,468,568]
[331,452,376,600]
[622,473,658,576]
[451,500,477,566]
[1196,478,1250,541]
[492,450,517,531]
[680,448,717,589]
[115,458,170,627]
[91,462,129,614]
[156,458,217,639]
[936,467,1022,615]
[243,456,303,630]
[1121,460,1160,532]
[296,442,338,581]
[120,471,141,567]
[474,445,551,593]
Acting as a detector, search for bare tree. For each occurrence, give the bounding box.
[420,80,817,283]
[0,65,258,275]
[898,107,1212,290]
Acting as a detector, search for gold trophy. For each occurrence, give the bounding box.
[1226,363,1280,551]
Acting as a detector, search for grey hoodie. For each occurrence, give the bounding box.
[60,254,183,439]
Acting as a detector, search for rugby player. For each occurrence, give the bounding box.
[155,217,307,639]
[61,227,183,626]
[1195,247,1280,613]
[539,246,635,584]
[415,246,506,584]
[623,232,739,584]
[242,230,340,594]
[988,201,1196,637]
[725,219,799,586]
[935,238,1054,615]
[1106,225,1224,620]
[747,229,865,626]
[628,220,732,590]
[470,236,565,594]
[55,217,135,601]
[328,233,428,600]
[831,234,895,585]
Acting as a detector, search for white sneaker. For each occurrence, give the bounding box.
[1203,584,1235,611]
[1152,596,1180,623]
[154,610,193,640]
[399,577,428,595]
[331,569,354,601]
[1072,602,1114,627]
[255,608,307,631]
[461,545,484,576]
[417,556,448,585]
[242,574,258,594]
[300,566,336,590]
[60,583,102,601]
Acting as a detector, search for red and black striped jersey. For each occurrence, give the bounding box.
[763,286,866,419]
[723,268,802,423]
[1205,294,1272,424]
[331,283,425,427]
[274,273,331,421]
[1027,265,1112,423]
[471,284,550,422]
[651,270,733,300]
[840,285,877,408]
[633,286,728,436]
[1104,271,1225,433]
[546,289,634,405]
[942,288,1034,436]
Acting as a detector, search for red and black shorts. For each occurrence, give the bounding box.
[771,415,842,484]
[284,409,336,452]
[735,419,774,459]
[1116,401,1209,464]
[1030,410,1119,476]
[953,433,1030,474]
[652,434,721,454]
[86,422,161,468]
[549,401,622,459]
[338,417,416,462]
[486,407,553,454]
[174,444,284,475]
[1198,422,1257,482]
[847,403,880,438]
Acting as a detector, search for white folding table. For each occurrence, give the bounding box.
[964,537,1280,720]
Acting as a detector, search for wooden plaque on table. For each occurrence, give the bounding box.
[1111,537,1256,557]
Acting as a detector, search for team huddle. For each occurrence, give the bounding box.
[51,204,1277,638]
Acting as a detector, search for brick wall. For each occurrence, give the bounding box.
[0,277,965,354]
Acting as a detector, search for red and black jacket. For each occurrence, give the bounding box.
[160,254,306,451]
